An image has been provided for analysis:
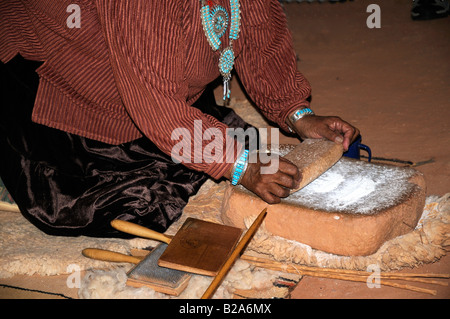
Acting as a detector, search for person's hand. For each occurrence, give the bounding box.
[238,155,301,204]
[292,115,360,151]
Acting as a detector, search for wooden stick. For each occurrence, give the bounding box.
[247,261,436,295]
[242,255,450,279]
[0,201,20,213]
[298,271,437,296]
[371,276,447,286]
[110,219,172,244]
[241,255,447,296]
[201,207,268,299]
[249,258,446,286]
[82,248,142,264]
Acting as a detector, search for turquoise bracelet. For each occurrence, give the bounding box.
[289,108,314,124]
[287,107,314,132]
[231,149,249,186]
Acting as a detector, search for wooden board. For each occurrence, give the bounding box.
[158,218,243,276]
[111,218,243,276]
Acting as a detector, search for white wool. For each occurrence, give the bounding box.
[250,269,276,290]
[78,268,168,299]
[78,258,287,299]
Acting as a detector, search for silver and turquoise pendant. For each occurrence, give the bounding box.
[219,46,235,99]
[211,6,229,39]
[201,0,240,100]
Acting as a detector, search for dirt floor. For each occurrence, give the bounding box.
[0,0,449,300]
[285,0,450,299]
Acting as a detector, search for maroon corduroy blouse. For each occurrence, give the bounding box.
[0,0,311,179]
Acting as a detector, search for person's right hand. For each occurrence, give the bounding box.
[239,155,301,204]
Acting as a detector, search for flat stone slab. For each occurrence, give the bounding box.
[221,154,426,256]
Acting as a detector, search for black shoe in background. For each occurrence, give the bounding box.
[411,0,449,20]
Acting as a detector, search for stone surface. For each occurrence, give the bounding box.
[221,157,427,256]
[282,139,344,193]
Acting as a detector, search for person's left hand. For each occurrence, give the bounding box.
[292,115,360,151]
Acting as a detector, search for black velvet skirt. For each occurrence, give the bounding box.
[0,55,256,238]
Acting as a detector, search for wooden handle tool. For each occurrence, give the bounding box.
[201,207,268,299]
[82,246,192,296]
[0,201,20,213]
[82,248,143,264]
[110,219,172,244]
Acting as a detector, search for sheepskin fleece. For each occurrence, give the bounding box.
[1,178,448,279]
[78,259,292,299]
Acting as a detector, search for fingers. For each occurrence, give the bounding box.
[318,119,346,145]
[277,158,301,188]
[260,161,300,204]
[294,115,360,151]
[299,116,359,151]
[239,157,301,204]
[327,118,359,151]
[337,120,360,151]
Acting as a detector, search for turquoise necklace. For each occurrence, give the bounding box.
[200,0,241,100]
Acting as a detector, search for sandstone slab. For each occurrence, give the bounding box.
[221,156,426,256]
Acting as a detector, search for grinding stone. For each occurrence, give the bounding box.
[282,139,344,193]
[221,154,426,256]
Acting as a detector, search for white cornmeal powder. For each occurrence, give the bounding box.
[284,158,416,215]
[304,172,345,194]
[328,175,376,205]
